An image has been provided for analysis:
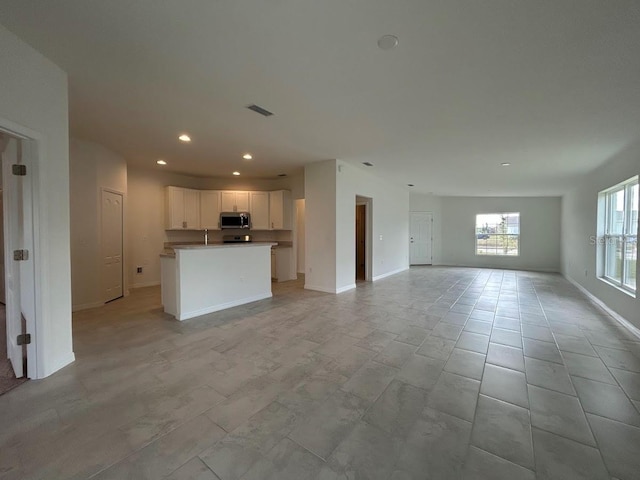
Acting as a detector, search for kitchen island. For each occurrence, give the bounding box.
[160,242,275,320]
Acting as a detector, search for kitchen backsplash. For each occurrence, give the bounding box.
[165,228,292,245]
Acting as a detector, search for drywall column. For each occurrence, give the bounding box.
[335,160,410,290]
[0,23,73,377]
[304,159,411,294]
[304,160,338,293]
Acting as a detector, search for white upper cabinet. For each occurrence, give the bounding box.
[269,190,292,230]
[200,191,221,229]
[220,191,250,212]
[236,191,250,211]
[165,186,201,230]
[165,187,292,230]
[249,191,269,230]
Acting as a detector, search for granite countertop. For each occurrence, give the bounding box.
[173,242,277,250]
[160,241,278,257]
[271,241,292,249]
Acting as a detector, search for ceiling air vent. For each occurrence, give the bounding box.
[246,104,274,117]
[362,162,374,167]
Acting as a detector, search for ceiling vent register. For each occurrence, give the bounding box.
[246,104,274,117]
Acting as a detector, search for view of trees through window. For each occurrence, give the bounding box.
[475,213,520,256]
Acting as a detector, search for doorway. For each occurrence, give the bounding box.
[355,196,372,283]
[410,212,433,265]
[356,205,366,281]
[295,199,305,276]
[101,189,124,303]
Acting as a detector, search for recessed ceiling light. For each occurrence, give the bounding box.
[377,35,399,50]
[232,171,241,176]
[178,134,191,142]
[243,153,253,160]
[362,162,374,167]
[156,159,167,165]
[501,162,511,167]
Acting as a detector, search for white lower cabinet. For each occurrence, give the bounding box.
[271,247,295,282]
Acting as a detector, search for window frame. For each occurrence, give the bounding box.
[474,212,521,257]
[599,176,638,296]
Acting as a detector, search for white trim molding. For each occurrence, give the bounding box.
[565,275,640,340]
[178,292,272,321]
[373,266,409,282]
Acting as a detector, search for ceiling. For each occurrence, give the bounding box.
[1,0,639,195]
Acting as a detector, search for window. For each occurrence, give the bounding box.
[475,213,520,256]
[600,176,638,294]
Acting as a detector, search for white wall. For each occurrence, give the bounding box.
[336,160,410,290]
[438,196,562,272]
[562,139,640,328]
[304,159,410,293]
[0,23,73,377]
[69,138,127,310]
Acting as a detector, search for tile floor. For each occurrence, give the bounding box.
[1,267,640,479]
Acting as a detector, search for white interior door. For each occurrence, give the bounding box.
[2,136,37,378]
[410,212,433,265]
[102,190,123,302]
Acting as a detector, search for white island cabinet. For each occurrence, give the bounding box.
[160,243,275,320]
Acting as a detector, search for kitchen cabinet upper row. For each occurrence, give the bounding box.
[165,186,292,230]
[165,186,201,230]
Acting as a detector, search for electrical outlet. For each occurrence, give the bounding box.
[136,266,143,274]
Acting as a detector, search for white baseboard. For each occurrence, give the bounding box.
[336,283,356,294]
[177,292,273,321]
[72,301,104,312]
[304,284,337,294]
[438,263,559,273]
[564,275,640,340]
[373,266,409,282]
[304,283,356,294]
[131,281,161,289]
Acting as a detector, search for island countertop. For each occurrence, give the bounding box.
[160,242,277,257]
[173,242,276,250]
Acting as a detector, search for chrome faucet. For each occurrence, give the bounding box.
[204,228,208,245]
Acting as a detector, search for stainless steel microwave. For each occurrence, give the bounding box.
[220,212,251,229]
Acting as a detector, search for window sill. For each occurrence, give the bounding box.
[598,277,637,298]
